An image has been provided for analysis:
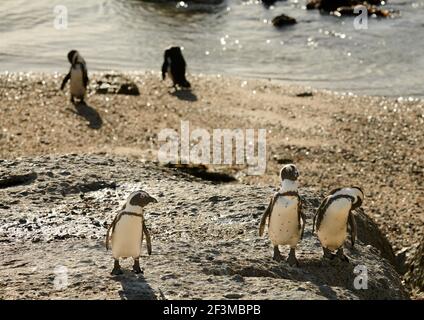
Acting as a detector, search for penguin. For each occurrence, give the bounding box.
[312,186,364,262]
[161,46,191,89]
[105,190,157,275]
[60,50,89,104]
[259,164,306,266]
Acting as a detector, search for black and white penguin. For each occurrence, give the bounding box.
[105,190,157,275]
[313,187,364,262]
[161,46,191,89]
[60,50,89,104]
[259,164,306,266]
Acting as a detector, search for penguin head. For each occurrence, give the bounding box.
[67,50,78,64]
[279,164,299,182]
[330,186,364,209]
[351,186,364,209]
[126,190,158,208]
[67,50,85,66]
[165,46,185,62]
[169,46,182,56]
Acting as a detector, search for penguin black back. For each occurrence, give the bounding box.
[162,46,191,88]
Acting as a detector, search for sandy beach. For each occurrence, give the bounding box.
[0,72,423,298]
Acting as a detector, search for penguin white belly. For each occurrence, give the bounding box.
[70,67,85,99]
[167,65,174,83]
[111,215,143,259]
[268,197,300,248]
[317,199,351,251]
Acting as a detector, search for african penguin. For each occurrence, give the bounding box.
[313,187,364,262]
[60,50,89,104]
[105,190,157,275]
[259,164,306,266]
[161,46,191,89]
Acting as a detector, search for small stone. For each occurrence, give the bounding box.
[231,274,244,283]
[224,293,244,299]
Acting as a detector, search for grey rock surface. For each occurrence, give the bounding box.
[0,154,408,299]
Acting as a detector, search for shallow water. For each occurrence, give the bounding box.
[0,0,423,97]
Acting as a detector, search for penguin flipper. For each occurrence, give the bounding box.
[161,51,169,80]
[83,67,89,89]
[105,213,120,250]
[259,194,277,236]
[142,221,152,255]
[348,211,357,248]
[313,196,330,234]
[105,223,112,250]
[60,71,71,90]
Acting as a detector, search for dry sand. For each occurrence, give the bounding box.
[0,72,423,297]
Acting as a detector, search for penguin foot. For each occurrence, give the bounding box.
[132,265,144,274]
[132,259,144,274]
[111,259,123,275]
[287,255,299,267]
[323,247,336,260]
[287,248,299,267]
[273,246,283,262]
[336,249,350,263]
[70,96,75,104]
[111,266,123,275]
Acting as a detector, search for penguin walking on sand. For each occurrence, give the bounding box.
[161,46,191,89]
[60,50,89,104]
[259,164,306,266]
[105,190,157,275]
[313,187,364,262]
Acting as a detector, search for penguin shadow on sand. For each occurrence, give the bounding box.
[70,101,103,129]
[169,88,198,102]
[112,270,157,300]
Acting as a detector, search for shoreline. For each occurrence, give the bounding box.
[2,71,424,100]
[0,72,423,298]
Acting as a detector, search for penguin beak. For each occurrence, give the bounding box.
[150,197,158,204]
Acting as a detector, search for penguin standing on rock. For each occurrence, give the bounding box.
[161,46,191,89]
[313,187,364,262]
[105,190,157,275]
[60,50,89,104]
[259,164,306,266]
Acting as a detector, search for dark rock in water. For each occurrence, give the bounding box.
[95,74,140,96]
[336,5,392,17]
[261,0,282,7]
[319,0,356,12]
[306,0,393,17]
[306,0,321,9]
[272,14,297,28]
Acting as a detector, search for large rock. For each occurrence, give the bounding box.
[0,154,408,299]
